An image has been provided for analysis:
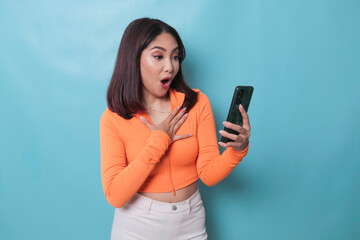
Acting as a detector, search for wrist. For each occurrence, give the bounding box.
[233,140,249,152]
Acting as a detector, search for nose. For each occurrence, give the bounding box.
[164,58,174,73]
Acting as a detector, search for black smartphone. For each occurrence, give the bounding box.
[221,86,254,143]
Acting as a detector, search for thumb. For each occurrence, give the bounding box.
[172,134,192,142]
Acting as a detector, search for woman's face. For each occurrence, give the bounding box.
[140,32,180,101]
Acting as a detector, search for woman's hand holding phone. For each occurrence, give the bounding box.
[218,104,251,151]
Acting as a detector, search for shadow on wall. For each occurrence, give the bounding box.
[199,158,267,239]
[199,176,242,239]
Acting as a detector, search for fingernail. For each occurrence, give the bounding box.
[219,130,224,134]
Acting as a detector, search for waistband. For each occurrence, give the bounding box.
[124,189,202,214]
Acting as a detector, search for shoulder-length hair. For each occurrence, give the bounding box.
[106,18,198,119]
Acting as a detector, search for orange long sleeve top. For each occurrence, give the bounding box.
[100,88,249,208]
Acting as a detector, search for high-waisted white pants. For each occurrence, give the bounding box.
[110,189,208,240]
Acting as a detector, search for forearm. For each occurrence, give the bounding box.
[101,128,171,208]
[195,91,249,187]
[103,155,157,208]
[197,144,249,186]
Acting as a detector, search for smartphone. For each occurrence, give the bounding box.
[221,86,254,143]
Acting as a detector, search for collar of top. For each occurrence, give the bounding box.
[134,88,185,122]
[169,88,185,111]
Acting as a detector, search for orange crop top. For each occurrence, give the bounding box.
[100,88,249,208]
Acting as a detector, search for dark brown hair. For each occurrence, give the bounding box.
[106,18,198,119]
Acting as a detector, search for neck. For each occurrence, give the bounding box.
[142,90,171,113]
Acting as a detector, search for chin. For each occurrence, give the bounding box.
[157,89,170,98]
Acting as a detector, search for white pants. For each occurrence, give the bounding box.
[111,189,208,240]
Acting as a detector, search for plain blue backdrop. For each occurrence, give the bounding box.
[1,0,359,239]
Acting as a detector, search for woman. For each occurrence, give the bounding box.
[100,18,251,240]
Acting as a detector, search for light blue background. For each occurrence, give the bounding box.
[1,0,359,239]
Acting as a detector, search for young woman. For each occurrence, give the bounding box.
[100,18,251,240]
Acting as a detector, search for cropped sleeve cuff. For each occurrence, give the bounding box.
[224,142,249,167]
[141,130,171,165]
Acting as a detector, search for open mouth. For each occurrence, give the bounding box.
[160,78,171,88]
[161,79,170,84]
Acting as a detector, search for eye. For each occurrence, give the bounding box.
[153,55,163,60]
[172,55,180,60]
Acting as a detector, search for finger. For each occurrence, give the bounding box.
[170,107,187,125]
[140,116,153,129]
[218,142,231,148]
[166,106,181,122]
[173,113,188,132]
[219,130,239,141]
[173,134,192,142]
[223,121,242,133]
[218,141,244,149]
[239,104,251,131]
[223,122,249,138]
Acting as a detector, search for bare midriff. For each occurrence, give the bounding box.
[138,180,199,203]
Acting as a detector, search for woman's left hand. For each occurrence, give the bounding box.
[218,104,251,151]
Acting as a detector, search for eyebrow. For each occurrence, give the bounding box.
[150,46,179,52]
